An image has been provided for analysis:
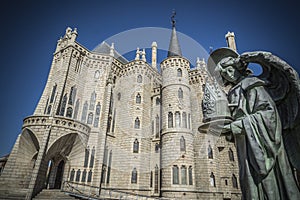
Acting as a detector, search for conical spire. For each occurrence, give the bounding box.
[167,11,182,57]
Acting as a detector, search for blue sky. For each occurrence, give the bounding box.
[0,0,299,156]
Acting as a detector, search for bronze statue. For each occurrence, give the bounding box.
[206,48,300,199]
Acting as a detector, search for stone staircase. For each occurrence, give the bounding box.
[33,189,77,200]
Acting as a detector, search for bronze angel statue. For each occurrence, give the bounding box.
[206,48,300,200]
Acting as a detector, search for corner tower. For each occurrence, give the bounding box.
[160,15,195,199]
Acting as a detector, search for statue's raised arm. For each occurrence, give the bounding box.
[205,48,300,200]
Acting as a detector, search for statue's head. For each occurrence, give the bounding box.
[207,48,251,85]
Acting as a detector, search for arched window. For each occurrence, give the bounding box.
[135,117,140,129]
[89,147,95,168]
[188,166,193,185]
[87,170,92,182]
[76,169,81,182]
[81,169,87,182]
[178,88,183,99]
[232,174,238,188]
[94,116,99,128]
[137,75,142,83]
[117,92,121,101]
[172,165,179,184]
[229,148,234,161]
[74,99,80,119]
[181,165,187,185]
[182,112,187,128]
[107,150,112,184]
[133,139,139,153]
[81,101,88,122]
[136,93,141,104]
[87,112,93,124]
[94,70,100,79]
[89,91,96,110]
[96,102,101,115]
[156,97,160,105]
[66,107,73,118]
[155,165,159,193]
[70,169,75,181]
[180,136,186,152]
[177,68,182,77]
[68,86,76,105]
[155,143,159,153]
[210,172,216,187]
[155,115,159,138]
[47,105,52,115]
[188,113,191,129]
[175,111,181,127]
[168,112,173,128]
[50,84,57,103]
[84,147,89,167]
[150,171,153,188]
[131,168,137,183]
[208,145,213,159]
[59,94,68,116]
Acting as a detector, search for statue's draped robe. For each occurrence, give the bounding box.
[228,77,300,200]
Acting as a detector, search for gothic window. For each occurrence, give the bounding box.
[188,113,191,129]
[74,99,80,119]
[172,165,179,184]
[135,117,140,129]
[168,112,173,128]
[70,169,75,181]
[50,84,57,103]
[101,166,106,183]
[137,75,142,83]
[182,112,187,128]
[136,93,141,104]
[210,172,216,187]
[107,116,112,133]
[131,168,137,183]
[181,165,187,185]
[96,102,101,115]
[229,148,234,161]
[59,94,68,116]
[81,101,88,122]
[133,139,139,153]
[89,91,96,110]
[107,150,112,184]
[89,147,95,168]
[177,68,182,77]
[84,147,89,167]
[81,169,87,182]
[188,166,193,185]
[66,107,73,118]
[208,145,213,159]
[155,143,159,153]
[87,170,92,182]
[155,115,159,138]
[180,136,186,152]
[175,111,181,127]
[94,70,100,79]
[178,88,183,99]
[232,174,238,188]
[87,112,93,124]
[155,165,159,193]
[156,97,160,105]
[117,92,121,101]
[68,86,76,105]
[94,116,99,128]
[111,109,116,133]
[76,169,81,182]
[47,105,52,115]
[150,171,153,188]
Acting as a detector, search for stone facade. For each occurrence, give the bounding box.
[0,26,241,200]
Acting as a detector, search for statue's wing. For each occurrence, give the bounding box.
[241,51,300,170]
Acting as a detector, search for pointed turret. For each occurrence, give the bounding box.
[167,11,182,57]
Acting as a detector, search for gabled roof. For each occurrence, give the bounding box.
[92,41,128,64]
